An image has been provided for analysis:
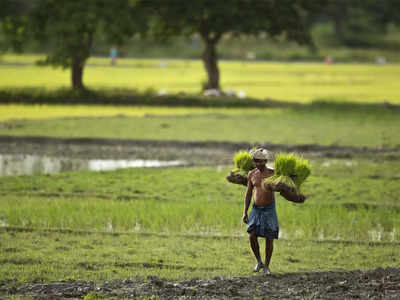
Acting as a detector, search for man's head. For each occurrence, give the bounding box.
[250,148,271,170]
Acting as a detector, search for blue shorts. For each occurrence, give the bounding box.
[246,202,279,239]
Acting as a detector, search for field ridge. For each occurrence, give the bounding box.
[1,135,399,156]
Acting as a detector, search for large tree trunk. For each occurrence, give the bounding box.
[70,30,93,90]
[201,39,220,90]
[71,57,85,90]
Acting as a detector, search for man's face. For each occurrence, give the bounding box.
[253,158,267,170]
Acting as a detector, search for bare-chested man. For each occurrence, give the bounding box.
[242,148,278,275]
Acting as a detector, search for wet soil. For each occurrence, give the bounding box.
[2,267,399,299]
[1,135,399,166]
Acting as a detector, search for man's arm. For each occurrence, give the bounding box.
[242,172,253,224]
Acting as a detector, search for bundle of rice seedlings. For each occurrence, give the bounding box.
[264,153,311,193]
[233,151,255,175]
[293,157,312,190]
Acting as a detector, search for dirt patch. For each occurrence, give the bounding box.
[4,267,400,299]
[1,135,399,166]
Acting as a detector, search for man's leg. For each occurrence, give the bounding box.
[249,230,263,272]
[264,238,274,274]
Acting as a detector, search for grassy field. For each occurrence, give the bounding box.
[0,157,399,284]
[1,55,399,290]
[1,229,398,285]
[1,55,400,103]
[1,102,399,148]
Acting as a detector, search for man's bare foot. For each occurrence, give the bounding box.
[253,262,264,272]
[264,266,271,275]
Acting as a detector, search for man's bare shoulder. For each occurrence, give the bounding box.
[248,168,257,177]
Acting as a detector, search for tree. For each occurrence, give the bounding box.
[319,0,393,48]
[150,0,320,91]
[29,0,146,90]
[0,0,32,52]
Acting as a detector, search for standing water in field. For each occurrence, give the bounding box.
[0,153,185,176]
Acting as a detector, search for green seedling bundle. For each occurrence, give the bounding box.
[265,153,311,192]
[233,151,255,176]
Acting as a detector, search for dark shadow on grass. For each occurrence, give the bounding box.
[0,88,292,108]
[305,99,400,114]
[1,88,399,114]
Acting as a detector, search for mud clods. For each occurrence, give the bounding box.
[5,267,400,299]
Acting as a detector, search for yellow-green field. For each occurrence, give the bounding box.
[0,104,270,122]
[1,54,400,103]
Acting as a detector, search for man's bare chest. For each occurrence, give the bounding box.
[250,170,272,186]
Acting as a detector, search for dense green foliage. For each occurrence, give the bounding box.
[18,0,146,89]
[150,0,319,90]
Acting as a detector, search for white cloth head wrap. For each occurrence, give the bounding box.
[249,148,271,160]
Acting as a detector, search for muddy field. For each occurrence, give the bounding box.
[1,267,398,299]
[1,135,399,166]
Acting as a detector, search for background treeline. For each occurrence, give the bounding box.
[1,0,400,90]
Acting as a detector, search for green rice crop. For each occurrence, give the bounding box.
[0,159,398,242]
[233,151,255,175]
[274,153,297,176]
[265,153,311,191]
[294,157,312,190]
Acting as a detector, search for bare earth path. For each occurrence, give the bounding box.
[3,267,399,299]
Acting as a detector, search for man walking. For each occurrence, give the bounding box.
[242,148,278,275]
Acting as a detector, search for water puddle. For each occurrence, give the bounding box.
[0,153,185,176]
[321,159,357,167]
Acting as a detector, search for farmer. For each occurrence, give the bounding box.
[242,148,278,275]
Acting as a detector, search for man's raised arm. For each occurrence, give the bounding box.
[242,172,253,224]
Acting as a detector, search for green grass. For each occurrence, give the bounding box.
[0,104,268,122]
[1,102,399,148]
[1,55,400,103]
[1,229,398,285]
[0,54,399,287]
[0,157,399,284]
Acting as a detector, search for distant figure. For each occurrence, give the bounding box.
[246,51,256,60]
[376,56,387,65]
[324,56,334,65]
[110,46,118,66]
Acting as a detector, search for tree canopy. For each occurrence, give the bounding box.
[0,0,31,52]
[149,0,321,90]
[27,0,147,90]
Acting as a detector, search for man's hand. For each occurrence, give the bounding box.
[242,213,248,224]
